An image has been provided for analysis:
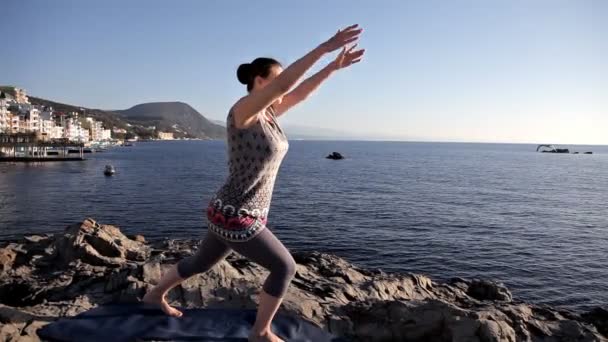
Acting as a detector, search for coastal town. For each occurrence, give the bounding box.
[0,87,176,161]
[0,88,114,143]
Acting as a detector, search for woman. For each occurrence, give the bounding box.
[143,24,365,342]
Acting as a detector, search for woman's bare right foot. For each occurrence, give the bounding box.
[142,289,183,318]
[248,329,284,342]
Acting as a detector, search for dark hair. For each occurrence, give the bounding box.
[237,57,281,92]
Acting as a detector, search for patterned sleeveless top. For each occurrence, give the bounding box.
[206,106,289,242]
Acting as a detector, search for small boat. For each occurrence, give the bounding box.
[536,145,569,153]
[104,165,115,176]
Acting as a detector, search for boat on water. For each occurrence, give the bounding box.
[104,165,115,176]
[536,145,569,153]
[536,145,593,154]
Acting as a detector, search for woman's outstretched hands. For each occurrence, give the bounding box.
[331,44,365,70]
[320,24,363,53]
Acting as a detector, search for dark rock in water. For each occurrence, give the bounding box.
[584,152,593,155]
[326,151,344,160]
[0,219,606,341]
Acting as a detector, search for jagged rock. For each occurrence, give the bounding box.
[54,218,149,267]
[130,235,146,243]
[0,219,606,342]
[23,235,50,244]
[0,247,17,271]
[583,308,608,337]
[466,279,512,302]
[449,277,513,303]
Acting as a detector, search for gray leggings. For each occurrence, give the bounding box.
[176,228,296,298]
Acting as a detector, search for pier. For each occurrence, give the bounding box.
[0,133,85,162]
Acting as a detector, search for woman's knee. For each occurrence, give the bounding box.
[275,254,297,280]
[176,257,200,279]
[263,254,296,298]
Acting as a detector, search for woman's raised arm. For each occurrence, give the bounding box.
[232,24,362,127]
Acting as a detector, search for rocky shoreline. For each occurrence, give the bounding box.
[0,218,606,341]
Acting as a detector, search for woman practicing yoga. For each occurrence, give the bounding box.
[143,24,365,342]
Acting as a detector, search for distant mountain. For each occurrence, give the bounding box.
[115,102,225,139]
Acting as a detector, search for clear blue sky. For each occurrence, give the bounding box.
[3,0,606,144]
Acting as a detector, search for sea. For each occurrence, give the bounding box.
[1,140,607,311]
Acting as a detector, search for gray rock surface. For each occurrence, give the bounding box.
[0,218,605,341]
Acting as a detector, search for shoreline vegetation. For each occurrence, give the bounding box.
[0,218,605,341]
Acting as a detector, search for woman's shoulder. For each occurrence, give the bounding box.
[228,103,270,130]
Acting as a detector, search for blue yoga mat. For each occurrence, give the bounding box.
[37,303,347,342]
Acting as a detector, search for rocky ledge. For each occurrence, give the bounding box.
[0,218,606,342]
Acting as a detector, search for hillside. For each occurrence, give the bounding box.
[115,102,225,139]
[0,86,225,140]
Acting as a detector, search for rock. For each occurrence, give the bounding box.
[54,218,149,267]
[449,278,512,302]
[23,235,50,244]
[130,235,146,243]
[582,307,608,337]
[466,279,512,302]
[142,261,161,284]
[326,151,344,160]
[0,218,605,342]
[0,322,24,342]
[478,319,516,342]
[0,247,17,271]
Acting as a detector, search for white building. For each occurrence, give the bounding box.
[10,114,20,133]
[60,112,88,142]
[65,116,82,141]
[102,129,112,140]
[93,121,104,141]
[14,88,29,104]
[0,98,8,133]
[51,125,64,139]
[85,117,106,142]
[158,132,174,140]
[39,109,56,139]
[23,106,40,132]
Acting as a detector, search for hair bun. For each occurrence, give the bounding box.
[237,63,252,85]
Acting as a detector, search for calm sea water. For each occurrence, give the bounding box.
[1,141,607,311]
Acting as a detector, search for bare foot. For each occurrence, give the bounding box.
[248,330,284,342]
[142,289,183,318]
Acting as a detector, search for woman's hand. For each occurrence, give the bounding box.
[319,24,363,53]
[331,44,365,70]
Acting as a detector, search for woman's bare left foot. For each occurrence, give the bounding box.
[142,290,183,317]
